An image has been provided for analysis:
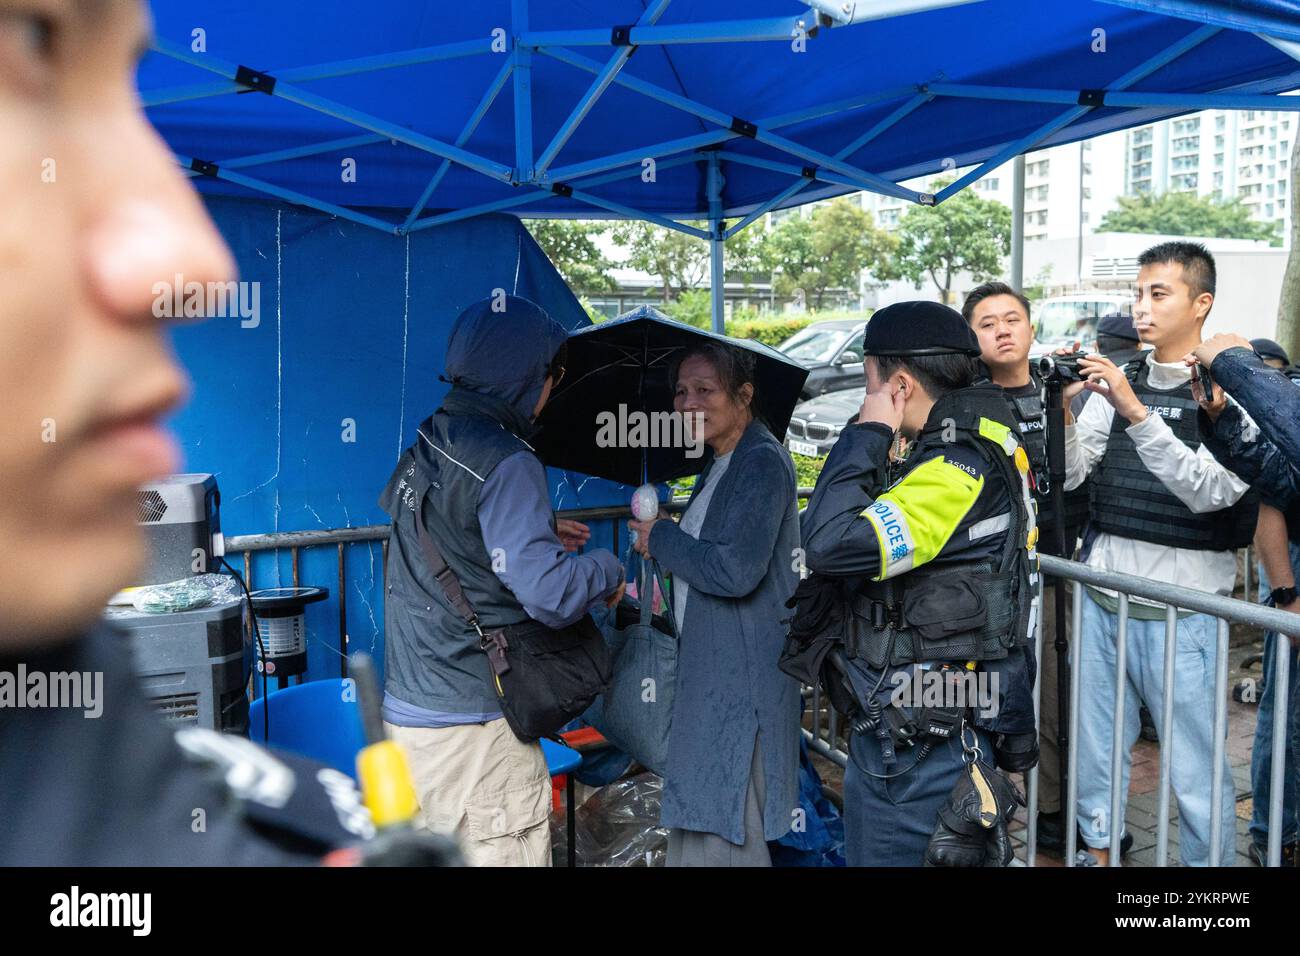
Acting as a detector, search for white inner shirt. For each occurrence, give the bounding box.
[672,450,734,630]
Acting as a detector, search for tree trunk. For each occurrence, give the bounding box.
[1277,133,1300,359]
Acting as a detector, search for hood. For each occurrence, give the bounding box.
[443,294,570,421]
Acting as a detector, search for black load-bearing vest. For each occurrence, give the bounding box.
[1089,355,1258,551]
[1004,372,1089,557]
[847,386,1037,669]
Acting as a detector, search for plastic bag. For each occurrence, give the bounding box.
[551,771,669,867]
[132,573,241,614]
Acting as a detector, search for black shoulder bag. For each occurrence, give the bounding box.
[414,517,612,743]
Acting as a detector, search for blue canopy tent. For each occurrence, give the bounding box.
[137,0,1300,684]
[143,0,1300,328]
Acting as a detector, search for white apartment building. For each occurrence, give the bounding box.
[861,131,1129,252]
[1125,108,1293,238]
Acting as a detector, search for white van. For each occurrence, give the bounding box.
[1030,292,1133,358]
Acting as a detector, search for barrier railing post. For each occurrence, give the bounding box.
[1267,632,1291,867]
[1026,575,1045,866]
[1209,617,1231,867]
[1065,582,1083,865]
[1108,593,1130,866]
[1156,603,1178,866]
[812,683,822,749]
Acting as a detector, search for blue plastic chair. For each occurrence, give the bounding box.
[248,678,367,779]
[540,738,582,777]
[249,683,584,864]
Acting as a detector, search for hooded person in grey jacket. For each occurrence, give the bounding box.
[379,294,625,866]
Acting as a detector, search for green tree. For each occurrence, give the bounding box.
[891,178,1011,304]
[523,219,617,293]
[610,219,769,304]
[760,198,896,310]
[1098,191,1280,244]
[611,221,710,302]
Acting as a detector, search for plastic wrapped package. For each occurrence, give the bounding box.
[131,573,242,614]
[551,772,669,867]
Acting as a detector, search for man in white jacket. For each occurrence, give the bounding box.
[1060,241,1254,867]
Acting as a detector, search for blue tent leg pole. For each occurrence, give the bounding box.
[708,151,725,334]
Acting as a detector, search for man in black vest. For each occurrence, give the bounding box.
[1061,242,1255,866]
[963,282,1089,855]
[379,294,625,866]
[798,301,1038,866]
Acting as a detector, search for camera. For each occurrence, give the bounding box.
[1037,351,1086,384]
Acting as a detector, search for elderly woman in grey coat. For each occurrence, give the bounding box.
[627,341,802,867]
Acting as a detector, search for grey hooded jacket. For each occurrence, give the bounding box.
[379,296,622,719]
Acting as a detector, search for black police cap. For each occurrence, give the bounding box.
[862,301,981,357]
[1097,311,1140,343]
[1250,338,1290,365]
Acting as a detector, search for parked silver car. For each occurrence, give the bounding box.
[785,386,863,458]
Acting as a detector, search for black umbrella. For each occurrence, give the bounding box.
[534,305,809,486]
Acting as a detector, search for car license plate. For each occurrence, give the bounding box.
[789,440,819,457]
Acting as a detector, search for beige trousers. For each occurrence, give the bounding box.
[385,717,552,867]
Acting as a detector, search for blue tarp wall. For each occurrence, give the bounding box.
[170,196,626,685]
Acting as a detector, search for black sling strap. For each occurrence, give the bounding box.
[413,511,483,637]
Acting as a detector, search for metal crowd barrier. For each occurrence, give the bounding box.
[229,495,1296,869]
[1043,555,1296,869]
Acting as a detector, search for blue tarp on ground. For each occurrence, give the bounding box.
[140,1,1300,223]
[171,197,623,683]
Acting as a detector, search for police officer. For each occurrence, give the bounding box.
[962,283,1094,854]
[1063,242,1255,867]
[794,301,1039,867]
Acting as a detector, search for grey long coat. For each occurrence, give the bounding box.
[647,421,802,844]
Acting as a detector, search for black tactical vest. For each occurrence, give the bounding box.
[1089,357,1258,551]
[847,386,1037,669]
[1004,372,1089,557]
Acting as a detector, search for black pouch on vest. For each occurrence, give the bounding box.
[902,575,988,662]
[415,519,612,743]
